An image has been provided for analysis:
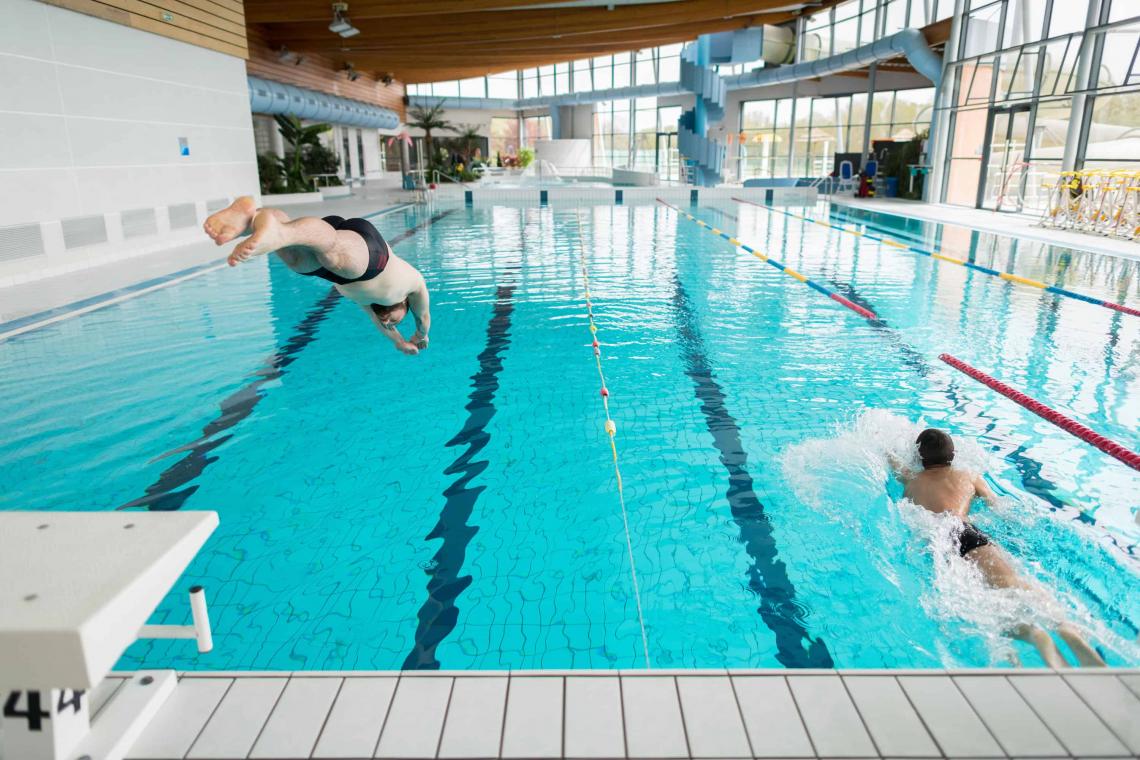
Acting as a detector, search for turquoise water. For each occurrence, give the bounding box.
[0,200,1137,671]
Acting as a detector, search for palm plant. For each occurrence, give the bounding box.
[454,123,482,163]
[274,114,332,191]
[406,102,453,164]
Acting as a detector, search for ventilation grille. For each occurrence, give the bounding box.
[121,208,158,239]
[62,215,108,249]
[168,203,198,230]
[206,197,229,213]
[0,224,46,262]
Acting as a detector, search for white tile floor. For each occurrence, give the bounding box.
[73,669,1140,760]
[830,197,1140,262]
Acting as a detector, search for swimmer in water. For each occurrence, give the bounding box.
[888,428,1106,667]
[203,197,429,356]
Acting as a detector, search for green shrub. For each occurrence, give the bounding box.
[518,147,535,168]
[257,153,286,195]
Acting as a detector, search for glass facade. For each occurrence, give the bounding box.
[802,0,954,61]
[593,99,680,175]
[941,0,1140,210]
[408,44,683,100]
[738,88,935,179]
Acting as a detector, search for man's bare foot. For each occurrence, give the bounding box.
[228,209,288,266]
[204,196,257,245]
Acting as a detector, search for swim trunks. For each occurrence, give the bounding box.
[954,521,991,557]
[300,216,389,284]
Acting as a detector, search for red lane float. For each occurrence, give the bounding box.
[940,353,1140,471]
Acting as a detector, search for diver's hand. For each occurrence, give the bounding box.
[411,331,429,350]
[395,338,420,356]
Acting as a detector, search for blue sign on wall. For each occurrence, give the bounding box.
[178,137,190,156]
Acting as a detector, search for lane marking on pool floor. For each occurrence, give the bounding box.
[731,197,1140,318]
[403,280,517,670]
[118,207,458,511]
[656,198,877,321]
[941,353,1140,472]
[575,210,652,669]
[668,273,835,668]
[0,202,415,342]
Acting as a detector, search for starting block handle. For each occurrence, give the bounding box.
[137,586,213,654]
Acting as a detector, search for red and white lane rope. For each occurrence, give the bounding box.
[575,210,651,668]
[940,353,1140,471]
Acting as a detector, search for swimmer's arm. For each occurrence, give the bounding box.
[973,473,1000,508]
[407,277,430,348]
[886,452,913,482]
[358,303,418,355]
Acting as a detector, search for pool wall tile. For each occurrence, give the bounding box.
[185,677,286,759]
[374,676,453,758]
[249,677,342,759]
[953,675,1067,757]
[500,676,563,758]
[564,676,625,758]
[127,677,232,759]
[731,676,815,758]
[311,676,397,759]
[1063,673,1140,753]
[1008,674,1130,756]
[786,675,878,757]
[437,675,508,759]
[843,675,941,757]
[897,676,1005,757]
[621,675,689,758]
[675,675,752,758]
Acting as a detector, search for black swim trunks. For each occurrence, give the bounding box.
[953,521,991,557]
[300,216,389,285]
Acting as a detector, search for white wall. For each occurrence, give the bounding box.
[0,0,258,229]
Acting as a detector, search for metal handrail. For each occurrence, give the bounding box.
[431,169,472,188]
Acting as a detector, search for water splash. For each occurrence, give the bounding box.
[781,410,1139,667]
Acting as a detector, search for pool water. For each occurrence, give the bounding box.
[0,199,1137,671]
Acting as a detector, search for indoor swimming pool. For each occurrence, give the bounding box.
[0,199,1136,672]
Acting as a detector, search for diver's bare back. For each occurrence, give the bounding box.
[333,252,423,307]
[903,467,981,519]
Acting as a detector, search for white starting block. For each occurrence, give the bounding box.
[0,511,218,760]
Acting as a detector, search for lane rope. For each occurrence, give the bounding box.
[732,197,1140,318]
[574,210,652,668]
[940,353,1140,471]
[656,198,877,321]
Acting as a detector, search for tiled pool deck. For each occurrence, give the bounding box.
[84,668,1140,760]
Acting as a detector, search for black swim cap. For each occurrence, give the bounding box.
[916,428,954,468]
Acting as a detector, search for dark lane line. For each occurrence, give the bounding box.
[669,274,834,668]
[403,283,516,670]
[119,208,457,511]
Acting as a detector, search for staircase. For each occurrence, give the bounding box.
[678,39,727,186]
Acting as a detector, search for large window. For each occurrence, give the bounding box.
[489,117,519,161]
[940,0,1140,208]
[408,44,684,103]
[738,88,934,179]
[521,115,551,147]
[800,0,952,63]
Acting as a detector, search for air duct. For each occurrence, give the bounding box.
[722,27,943,89]
[247,76,400,130]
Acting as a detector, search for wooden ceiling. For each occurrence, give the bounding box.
[246,0,836,84]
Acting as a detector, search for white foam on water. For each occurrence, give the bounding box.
[781,409,1139,667]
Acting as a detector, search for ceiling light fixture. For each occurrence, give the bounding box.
[329,3,360,38]
[276,46,306,66]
